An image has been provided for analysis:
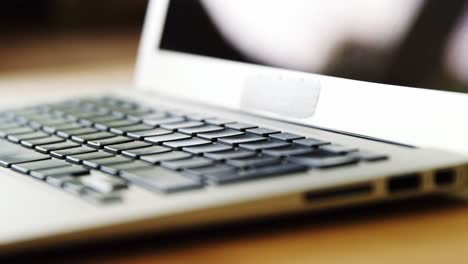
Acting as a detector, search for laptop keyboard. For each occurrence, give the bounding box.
[0,97,389,204]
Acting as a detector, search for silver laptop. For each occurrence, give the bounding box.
[1,0,468,254]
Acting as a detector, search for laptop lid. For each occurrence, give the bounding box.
[135,0,468,154]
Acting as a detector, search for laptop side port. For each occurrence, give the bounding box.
[387,173,421,194]
[434,168,456,186]
[303,183,373,203]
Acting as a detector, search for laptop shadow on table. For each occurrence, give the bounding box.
[4,194,468,263]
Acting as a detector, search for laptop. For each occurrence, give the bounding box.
[1,0,468,254]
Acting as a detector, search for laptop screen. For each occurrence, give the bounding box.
[159,0,468,93]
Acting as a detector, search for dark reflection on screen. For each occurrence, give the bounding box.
[160,0,468,93]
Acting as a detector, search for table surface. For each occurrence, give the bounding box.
[2,66,468,264]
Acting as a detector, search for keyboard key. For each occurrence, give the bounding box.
[163,138,211,150]
[205,162,307,184]
[163,111,184,117]
[144,133,191,144]
[127,128,172,140]
[239,140,290,151]
[71,131,115,143]
[50,146,97,159]
[217,134,266,146]
[246,128,280,136]
[0,124,23,137]
[293,138,330,147]
[161,157,214,170]
[112,108,152,118]
[21,136,65,148]
[43,122,84,133]
[103,141,151,154]
[143,116,185,126]
[87,136,133,149]
[164,109,186,117]
[100,96,134,107]
[66,151,114,164]
[204,118,235,126]
[35,141,81,154]
[121,145,171,158]
[100,160,152,175]
[1,126,35,137]
[133,112,167,122]
[94,119,140,131]
[11,159,70,174]
[29,117,70,128]
[178,125,224,136]
[183,164,236,178]
[4,108,42,117]
[183,143,233,155]
[17,117,44,125]
[30,165,89,180]
[269,132,305,141]
[38,117,75,128]
[80,115,123,126]
[287,153,359,168]
[121,167,203,193]
[225,122,258,131]
[7,131,49,143]
[65,112,106,122]
[197,129,244,141]
[62,179,87,194]
[204,149,256,161]
[0,123,22,132]
[185,113,214,121]
[140,151,192,164]
[320,144,358,154]
[81,171,127,192]
[103,97,142,108]
[21,113,50,122]
[80,188,122,204]
[82,156,133,169]
[161,121,204,131]
[109,124,154,135]
[262,145,313,157]
[45,174,76,187]
[127,111,164,122]
[16,114,43,123]
[56,127,99,138]
[226,156,281,168]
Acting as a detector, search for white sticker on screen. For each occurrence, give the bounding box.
[241,74,321,119]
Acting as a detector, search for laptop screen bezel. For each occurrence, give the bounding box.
[135,0,468,154]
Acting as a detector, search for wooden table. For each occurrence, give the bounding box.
[2,66,468,264]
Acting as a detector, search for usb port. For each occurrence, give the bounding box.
[434,168,456,186]
[387,173,421,193]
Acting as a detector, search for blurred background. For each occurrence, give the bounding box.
[162,0,468,93]
[1,0,468,94]
[0,0,147,75]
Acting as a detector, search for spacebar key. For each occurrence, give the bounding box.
[120,167,203,193]
[0,140,49,167]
